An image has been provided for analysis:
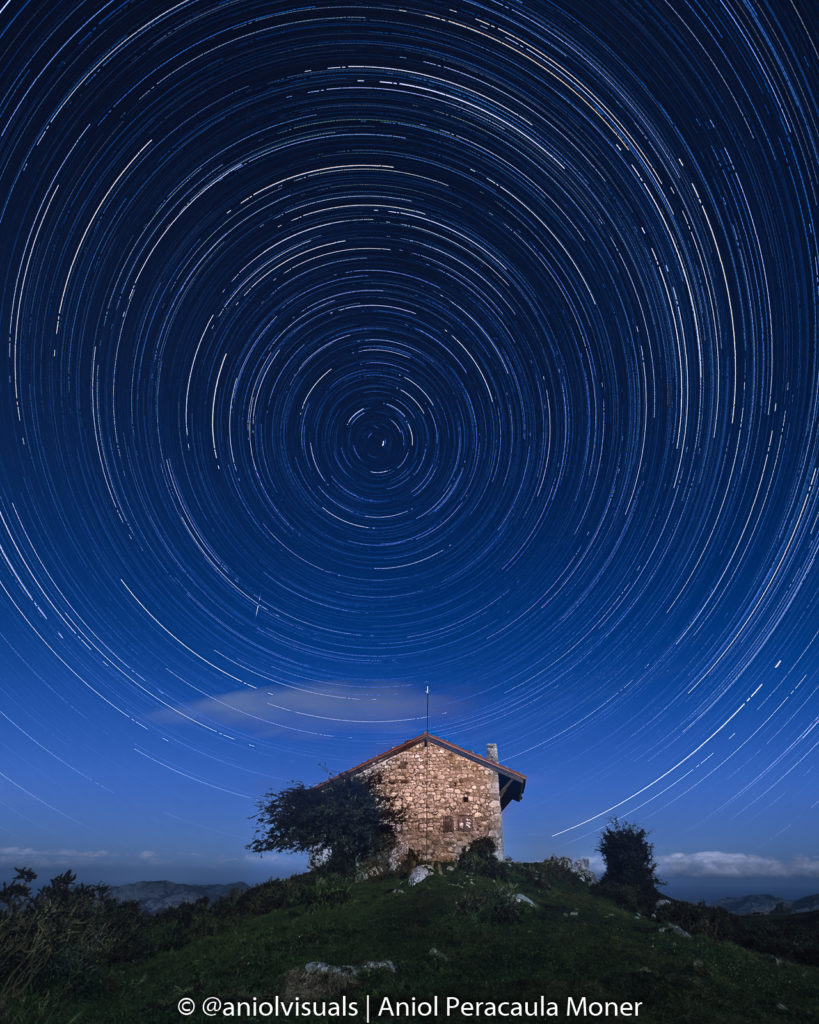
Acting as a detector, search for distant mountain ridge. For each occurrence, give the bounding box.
[109,879,819,916]
[110,880,249,913]
[716,892,819,915]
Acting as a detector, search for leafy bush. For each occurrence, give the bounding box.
[659,900,734,939]
[594,818,663,914]
[541,855,595,885]
[457,837,505,877]
[0,868,144,1006]
[249,772,404,876]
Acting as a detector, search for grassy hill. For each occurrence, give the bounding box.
[4,863,818,1024]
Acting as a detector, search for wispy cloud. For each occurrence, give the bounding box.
[151,681,467,736]
[658,852,819,878]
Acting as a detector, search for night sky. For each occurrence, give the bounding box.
[1,0,817,898]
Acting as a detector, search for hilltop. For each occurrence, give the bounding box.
[3,861,818,1023]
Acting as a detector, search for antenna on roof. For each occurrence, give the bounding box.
[425,685,430,736]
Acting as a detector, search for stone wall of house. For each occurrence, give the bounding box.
[360,739,504,863]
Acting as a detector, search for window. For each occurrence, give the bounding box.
[456,815,473,831]
[442,816,454,833]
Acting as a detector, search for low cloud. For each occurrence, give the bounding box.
[241,852,296,865]
[659,852,819,879]
[587,855,604,876]
[0,846,111,866]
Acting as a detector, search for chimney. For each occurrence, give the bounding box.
[486,743,498,763]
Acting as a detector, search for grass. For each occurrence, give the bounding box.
[4,865,818,1023]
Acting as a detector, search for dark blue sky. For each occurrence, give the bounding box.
[1,0,817,897]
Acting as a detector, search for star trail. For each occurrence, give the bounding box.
[1,0,817,887]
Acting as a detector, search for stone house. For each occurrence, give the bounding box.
[322,732,525,864]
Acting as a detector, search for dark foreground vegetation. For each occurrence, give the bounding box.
[2,853,818,1024]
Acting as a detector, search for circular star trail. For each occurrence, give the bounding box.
[0,0,817,851]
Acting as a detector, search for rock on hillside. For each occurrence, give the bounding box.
[110,880,249,913]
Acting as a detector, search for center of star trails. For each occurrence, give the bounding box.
[349,408,410,474]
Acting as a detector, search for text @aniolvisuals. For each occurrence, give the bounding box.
[176,994,645,1019]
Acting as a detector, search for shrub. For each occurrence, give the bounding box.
[249,772,404,876]
[457,837,505,878]
[541,855,595,885]
[0,868,145,1006]
[658,900,734,939]
[594,818,664,914]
